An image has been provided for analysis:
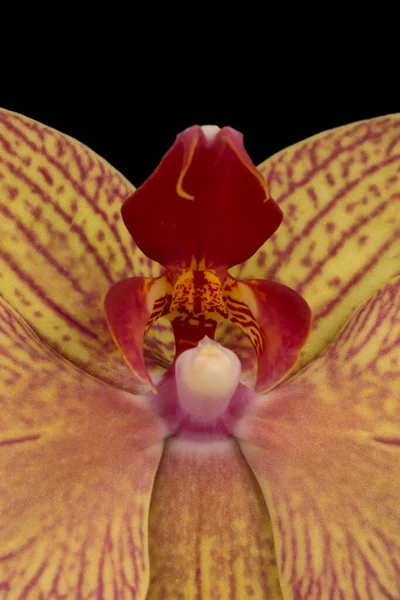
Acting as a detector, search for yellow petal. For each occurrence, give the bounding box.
[0,296,165,597]
[147,439,283,599]
[234,115,400,369]
[0,108,161,392]
[237,275,400,598]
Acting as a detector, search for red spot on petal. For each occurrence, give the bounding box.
[287,203,297,219]
[62,335,71,342]
[307,187,318,207]
[329,277,341,287]
[326,222,335,233]
[387,175,399,188]
[33,311,43,318]
[325,172,335,186]
[368,184,381,197]
[257,251,266,267]
[97,230,105,241]
[37,166,54,185]
[31,206,42,220]
[7,186,18,200]
[358,235,368,246]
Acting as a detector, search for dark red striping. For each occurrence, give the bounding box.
[0,202,90,296]
[385,132,400,157]
[326,172,335,186]
[268,153,400,279]
[0,131,19,157]
[1,156,114,283]
[0,536,37,562]
[349,531,397,599]
[48,555,65,597]
[96,523,108,600]
[124,510,139,591]
[373,436,400,447]
[313,228,400,326]
[0,433,41,446]
[0,338,34,371]
[16,557,49,598]
[1,115,134,272]
[343,294,383,360]
[37,166,53,185]
[296,200,390,295]
[0,248,99,339]
[76,535,89,600]
[263,119,392,204]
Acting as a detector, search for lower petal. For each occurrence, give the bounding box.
[237,276,400,598]
[0,297,165,598]
[147,438,283,599]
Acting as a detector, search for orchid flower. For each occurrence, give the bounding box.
[0,110,399,599]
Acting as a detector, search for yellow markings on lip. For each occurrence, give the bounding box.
[170,269,195,311]
[190,256,206,271]
[169,268,227,316]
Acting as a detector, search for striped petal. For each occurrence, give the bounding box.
[237,276,400,598]
[0,296,165,598]
[236,115,400,370]
[147,439,283,599]
[0,108,160,392]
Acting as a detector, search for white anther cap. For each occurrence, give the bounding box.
[175,336,241,421]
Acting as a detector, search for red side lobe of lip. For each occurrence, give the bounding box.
[104,275,172,391]
[223,274,312,393]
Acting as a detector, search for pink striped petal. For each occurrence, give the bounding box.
[0,108,161,392]
[237,276,400,598]
[0,296,165,597]
[147,439,283,599]
[237,115,400,370]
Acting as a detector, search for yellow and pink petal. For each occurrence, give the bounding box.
[237,114,400,372]
[0,296,165,598]
[0,108,162,393]
[147,439,283,599]
[237,276,400,597]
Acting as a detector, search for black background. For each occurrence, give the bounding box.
[2,59,397,187]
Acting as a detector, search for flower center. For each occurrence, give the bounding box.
[175,337,241,420]
[150,337,255,442]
